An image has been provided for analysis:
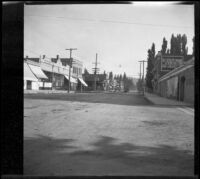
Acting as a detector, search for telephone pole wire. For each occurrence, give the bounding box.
[65,48,77,93]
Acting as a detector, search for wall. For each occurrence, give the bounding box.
[166,76,178,99]
[181,66,194,104]
[158,66,194,104]
[32,82,39,90]
[41,59,69,75]
[24,80,27,90]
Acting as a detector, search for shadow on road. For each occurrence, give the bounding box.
[24,93,154,107]
[24,135,194,176]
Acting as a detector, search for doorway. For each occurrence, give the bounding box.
[27,80,32,90]
[180,76,185,101]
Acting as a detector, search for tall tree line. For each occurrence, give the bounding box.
[145,33,193,92]
[161,34,188,56]
[145,43,155,91]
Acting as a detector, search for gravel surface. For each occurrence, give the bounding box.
[24,93,194,176]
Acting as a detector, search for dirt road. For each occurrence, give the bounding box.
[24,93,194,176]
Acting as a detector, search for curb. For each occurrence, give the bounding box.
[143,96,155,105]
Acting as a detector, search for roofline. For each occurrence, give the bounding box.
[158,64,194,83]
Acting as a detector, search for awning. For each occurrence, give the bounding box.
[64,75,69,80]
[28,64,48,79]
[70,77,78,83]
[64,75,78,83]
[78,78,88,87]
[24,62,38,81]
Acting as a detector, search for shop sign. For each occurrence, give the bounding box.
[161,56,183,71]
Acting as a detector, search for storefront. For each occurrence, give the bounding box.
[64,75,78,91]
[28,63,49,90]
[24,62,39,90]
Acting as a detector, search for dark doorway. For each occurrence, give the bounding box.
[27,81,32,90]
[177,80,179,101]
[180,76,185,101]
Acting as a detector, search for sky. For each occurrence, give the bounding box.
[24,2,194,78]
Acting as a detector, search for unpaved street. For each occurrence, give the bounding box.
[24,93,194,176]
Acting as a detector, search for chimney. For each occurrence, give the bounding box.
[57,55,59,59]
[26,55,28,60]
[43,55,45,59]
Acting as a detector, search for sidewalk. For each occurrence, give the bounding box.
[144,92,194,107]
[24,90,74,94]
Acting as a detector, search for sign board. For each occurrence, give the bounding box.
[38,82,44,87]
[44,82,52,88]
[161,56,183,71]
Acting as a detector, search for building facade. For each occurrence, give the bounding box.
[152,52,184,94]
[60,57,87,91]
[82,74,107,91]
[24,58,49,90]
[158,57,194,104]
[24,55,87,91]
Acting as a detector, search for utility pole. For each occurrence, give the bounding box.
[65,48,77,93]
[139,62,142,80]
[139,60,147,95]
[52,64,54,90]
[92,53,100,91]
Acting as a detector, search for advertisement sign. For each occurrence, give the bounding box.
[161,56,183,71]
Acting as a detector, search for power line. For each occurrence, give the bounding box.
[25,14,193,29]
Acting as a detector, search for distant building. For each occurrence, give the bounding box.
[83,74,107,91]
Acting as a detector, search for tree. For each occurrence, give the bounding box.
[145,43,155,91]
[123,72,127,82]
[161,37,167,55]
[167,49,170,54]
[176,34,182,55]
[109,71,113,80]
[181,34,188,57]
[84,68,89,75]
[119,74,122,82]
[170,34,175,55]
[170,33,188,56]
